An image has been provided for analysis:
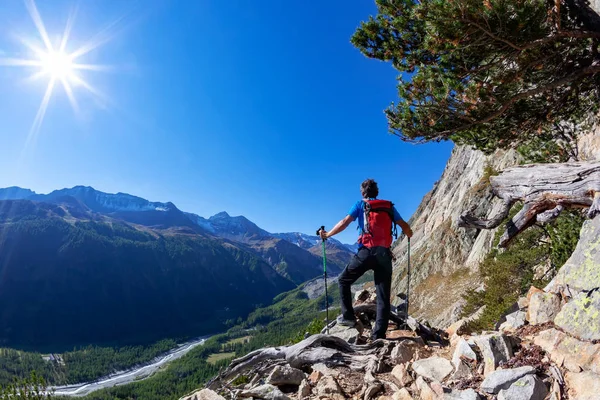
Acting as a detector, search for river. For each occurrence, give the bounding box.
[48,335,212,397]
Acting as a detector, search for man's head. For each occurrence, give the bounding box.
[361,179,379,199]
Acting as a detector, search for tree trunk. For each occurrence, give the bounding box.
[457,161,600,247]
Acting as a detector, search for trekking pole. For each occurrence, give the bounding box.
[316,226,330,334]
[405,237,411,324]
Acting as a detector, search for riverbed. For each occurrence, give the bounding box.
[48,335,211,397]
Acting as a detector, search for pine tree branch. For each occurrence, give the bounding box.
[421,64,600,137]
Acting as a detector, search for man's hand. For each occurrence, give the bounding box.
[319,230,328,240]
[397,219,413,239]
[404,227,413,238]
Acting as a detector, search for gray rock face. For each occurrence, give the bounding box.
[527,292,561,325]
[390,146,520,328]
[545,216,600,294]
[554,290,600,341]
[239,383,290,399]
[474,334,513,376]
[497,375,548,400]
[442,388,481,400]
[452,338,477,369]
[267,365,305,386]
[412,356,454,382]
[480,366,536,394]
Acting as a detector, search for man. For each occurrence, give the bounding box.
[319,178,413,340]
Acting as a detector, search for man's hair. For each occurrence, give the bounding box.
[361,179,379,199]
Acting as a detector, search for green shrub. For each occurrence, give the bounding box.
[461,206,584,332]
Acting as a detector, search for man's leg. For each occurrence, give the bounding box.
[372,247,393,339]
[338,247,372,323]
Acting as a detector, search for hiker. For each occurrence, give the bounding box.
[319,178,413,340]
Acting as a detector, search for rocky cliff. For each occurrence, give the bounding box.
[389,146,520,328]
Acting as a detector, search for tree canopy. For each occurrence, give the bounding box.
[351,0,600,154]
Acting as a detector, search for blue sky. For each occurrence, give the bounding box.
[0,0,453,244]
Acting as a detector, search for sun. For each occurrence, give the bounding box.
[40,50,75,81]
[0,0,118,148]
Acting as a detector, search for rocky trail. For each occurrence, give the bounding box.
[181,272,600,400]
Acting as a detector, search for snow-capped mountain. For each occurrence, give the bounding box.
[272,232,356,253]
[34,186,176,213]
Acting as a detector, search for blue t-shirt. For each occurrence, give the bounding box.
[348,199,402,246]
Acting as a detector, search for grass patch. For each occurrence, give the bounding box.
[223,336,252,347]
[206,352,236,365]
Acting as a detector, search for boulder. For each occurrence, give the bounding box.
[442,388,481,400]
[554,290,600,341]
[392,388,414,400]
[545,217,600,294]
[497,375,548,400]
[452,338,477,369]
[480,366,536,394]
[473,333,513,376]
[181,389,225,400]
[391,364,413,387]
[565,371,600,400]
[533,328,600,374]
[239,383,291,399]
[390,341,418,364]
[267,365,305,387]
[315,375,344,400]
[527,292,561,325]
[411,356,454,382]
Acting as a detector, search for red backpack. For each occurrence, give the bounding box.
[358,199,398,248]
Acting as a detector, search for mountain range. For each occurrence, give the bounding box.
[0,186,355,349]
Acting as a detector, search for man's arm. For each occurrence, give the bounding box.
[320,215,354,239]
[396,218,413,238]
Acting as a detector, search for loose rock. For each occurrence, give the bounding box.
[415,376,437,400]
[392,388,413,400]
[527,292,561,325]
[267,365,305,387]
[181,388,226,400]
[497,374,548,400]
[452,338,477,369]
[442,388,481,400]
[412,356,454,382]
[480,366,536,394]
[297,380,311,399]
[308,371,323,385]
[390,341,418,364]
[315,375,344,399]
[239,383,291,399]
[391,364,413,387]
[474,333,513,376]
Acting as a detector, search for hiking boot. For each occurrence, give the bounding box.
[336,315,357,327]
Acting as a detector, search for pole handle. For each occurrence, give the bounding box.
[316,225,326,241]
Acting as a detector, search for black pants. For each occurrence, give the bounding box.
[338,246,393,339]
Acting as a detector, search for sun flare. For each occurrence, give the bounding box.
[0,0,118,148]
